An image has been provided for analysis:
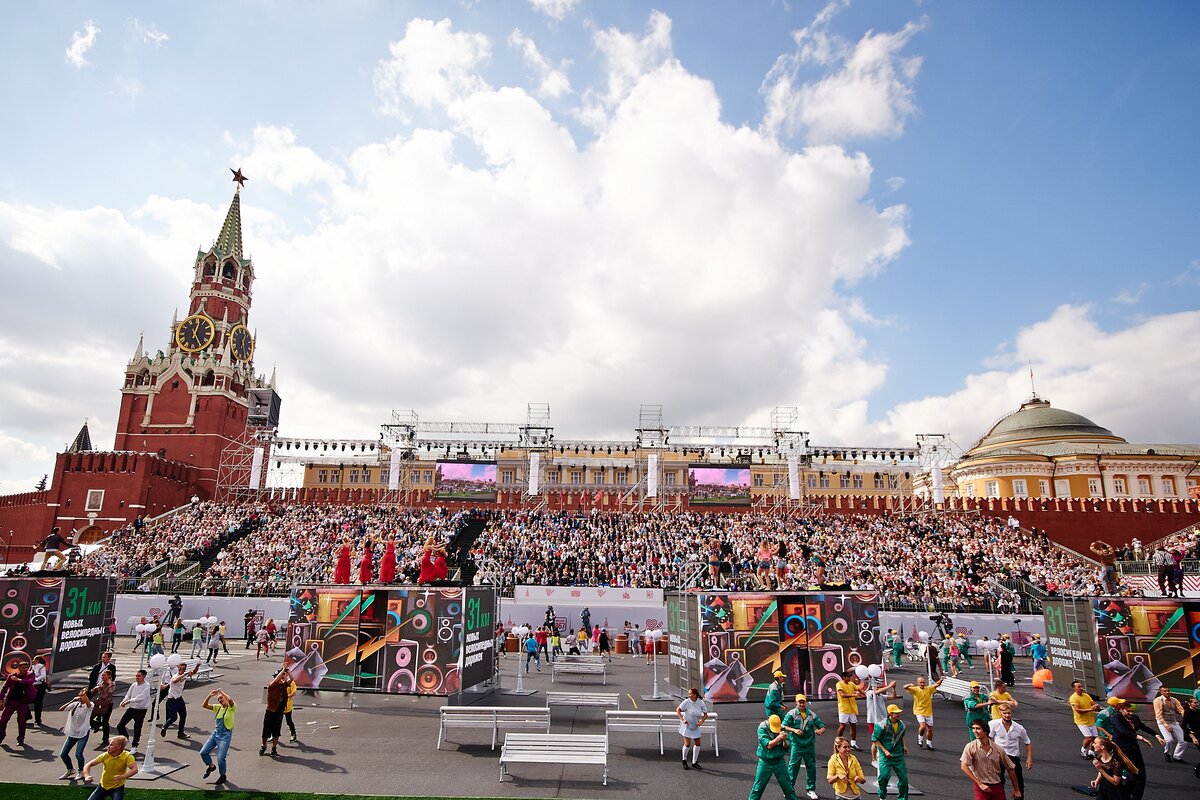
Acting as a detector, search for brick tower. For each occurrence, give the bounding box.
[113,174,276,496]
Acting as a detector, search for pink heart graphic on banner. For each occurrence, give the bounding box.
[597,590,606,597]
[545,588,554,596]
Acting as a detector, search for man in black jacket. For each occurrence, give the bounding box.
[88,652,116,692]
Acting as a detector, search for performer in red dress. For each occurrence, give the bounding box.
[358,542,374,585]
[379,539,397,584]
[417,536,447,585]
[333,540,352,584]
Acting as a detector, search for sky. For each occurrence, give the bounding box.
[1,1,1199,492]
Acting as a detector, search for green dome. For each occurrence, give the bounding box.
[974,398,1122,450]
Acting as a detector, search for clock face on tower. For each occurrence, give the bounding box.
[175,314,215,353]
[229,324,254,361]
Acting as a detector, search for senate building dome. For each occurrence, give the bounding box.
[931,396,1200,502]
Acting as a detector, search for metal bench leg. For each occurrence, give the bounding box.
[603,765,608,786]
[658,727,663,755]
[437,723,443,750]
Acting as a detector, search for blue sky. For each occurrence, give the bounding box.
[1,1,1198,492]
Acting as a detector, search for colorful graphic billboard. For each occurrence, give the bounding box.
[287,585,496,696]
[689,591,881,703]
[1,577,115,676]
[687,466,751,505]
[1093,597,1200,701]
[434,461,498,502]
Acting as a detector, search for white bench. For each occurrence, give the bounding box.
[500,733,609,785]
[181,658,215,683]
[437,706,551,750]
[935,677,973,702]
[545,691,621,712]
[605,709,720,756]
[552,655,607,684]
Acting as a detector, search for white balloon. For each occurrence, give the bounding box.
[976,640,986,650]
[166,654,183,668]
[918,631,929,641]
[149,654,166,670]
[867,664,883,678]
[854,665,870,680]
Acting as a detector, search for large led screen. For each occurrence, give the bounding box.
[434,461,498,502]
[687,466,751,505]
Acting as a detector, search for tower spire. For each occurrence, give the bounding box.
[214,185,244,259]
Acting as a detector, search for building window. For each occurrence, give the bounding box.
[423,470,433,483]
[593,471,604,485]
[1088,478,1101,497]
[570,471,582,485]
[888,474,899,490]
[1012,479,1027,497]
[616,472,628,486]
[665,472,676,487]
[348,470,360,484]
[873,474,885,490]
[807,474,817,489]
[819,473,830,489]
[839,474,851,489]
[501,469,514,485]
[361,470,371,483]
[547,471,559,485]
[329,470,341,484]
[966,484,976,499]
[985,481,1000,498]
[317,469,328,484]
[1137,477,1151,495]
[85,490,105,513]
[1162,477,1175,496]
[1038,480,1049,497]
[1113,477,1127,495]
[753,474,764,488]
[852,474,864,489]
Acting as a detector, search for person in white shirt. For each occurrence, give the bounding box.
[116,670,152,753]
[58,689,93,780]
[160,662,200,739]
[988,703,1032,798]
[31,655,50,726]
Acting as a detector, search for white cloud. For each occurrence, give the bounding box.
[872,305,1200,449]
[1112,282,1147,305]
[529,0,579,21]
[1169,259,1200,287]
[762,1,926,142]
[65,20,100,68]
[884,176,905,192]
[373,18,491,118]
[233,125,347,194]
[509,29,571,99]
[128,18,168,46]
[578,9,674,126]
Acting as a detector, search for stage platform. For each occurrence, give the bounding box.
[1,635,1196,798]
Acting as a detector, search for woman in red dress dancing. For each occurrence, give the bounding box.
[333,539,352,584]
[358,541,374,585]
[379,539,397,584]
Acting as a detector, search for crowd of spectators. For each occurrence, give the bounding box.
[64,499,1194,609]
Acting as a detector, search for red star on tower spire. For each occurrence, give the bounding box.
[231,168,248,187]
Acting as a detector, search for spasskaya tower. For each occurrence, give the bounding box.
[113,170,279,496]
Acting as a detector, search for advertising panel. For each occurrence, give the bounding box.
[1,577,114,677]
[460,587,496,689]
[1042,598,1104,697]
[1092,597,1199,701]
[434,461,498,502]
[667,593,701,695]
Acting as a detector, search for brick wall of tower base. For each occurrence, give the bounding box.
[0,452,204,552]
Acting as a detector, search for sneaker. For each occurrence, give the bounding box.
[259,746,267,756]
[271,747,278,757]
[808,792,819,800]
[214,775,228,786]
[289,736,298,743]
[177,733,190,740]
[59,772,76,780]
[850,743,862,752]
[926,745,935,751]
[691,762,702,771]
[682,760,690,770]
[204,764,216,778]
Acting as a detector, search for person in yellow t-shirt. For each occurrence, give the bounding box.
[988,680,1017,720]
[905,675,943,750]
[81,735,138,799]
[826,736,867,799]
[834,670,864,751]
[1067,679,1101,758]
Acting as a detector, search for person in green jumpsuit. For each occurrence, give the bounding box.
[888,630,904,667]
[782,694,826,799]
[963,682,993,739]
[764,670,788,720]
[939,638,952,676]
[956,635,973,669]
[748,715,798,800]
[1094,696,1126,740]
[871,705,909,800]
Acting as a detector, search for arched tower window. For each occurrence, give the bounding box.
[222,261,237,280]
[201,370,215,387]
[203,259,217,278]
[136,369,151,386]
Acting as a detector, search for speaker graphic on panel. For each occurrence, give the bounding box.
[1094,597,1199,702]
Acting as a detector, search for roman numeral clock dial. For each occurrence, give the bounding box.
[229,323,254,361]
[175,314,215,353]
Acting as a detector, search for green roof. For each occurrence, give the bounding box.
[973,398,1122,451]
[213,188,243,259]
